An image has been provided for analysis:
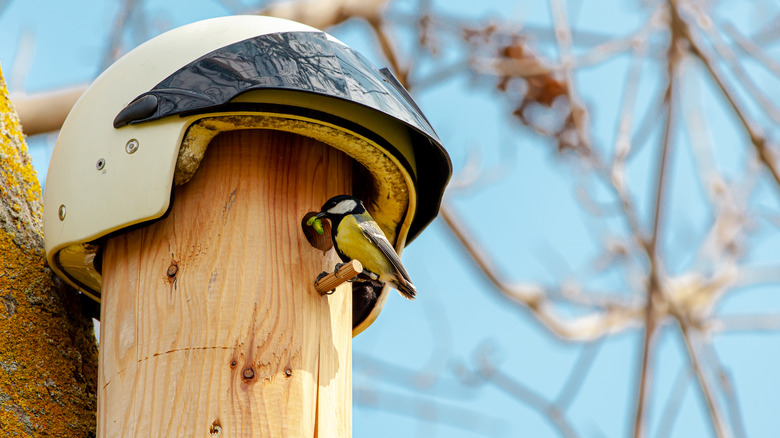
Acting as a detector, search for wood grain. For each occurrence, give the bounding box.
[315,260,363,294]
[98,130,352,437]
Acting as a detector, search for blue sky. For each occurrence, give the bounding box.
[3,1,780,437]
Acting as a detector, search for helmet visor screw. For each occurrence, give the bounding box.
[58,204,66,221]
[125,139,139,154]
[96,158,105,170]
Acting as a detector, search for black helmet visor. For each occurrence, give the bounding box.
[114,31,451,242]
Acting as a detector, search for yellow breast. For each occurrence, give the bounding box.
[334,215,394,280]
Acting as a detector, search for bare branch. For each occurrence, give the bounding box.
[366,15,408,85]
[255,0,388,30]
[554,341,603,409]
[655,367,691,438]
[440,203,645,342]
[723,21,780,80]
[8,31,35,91]
[707,314,780,333]
[681,8,780,191]
[471,351,580,438]
[608,31,654,249]
[100,0,138,70]
[748,11,780,46]
[11,86,88,136]
[410,60,470,90]
[734,265,780,289]
[688,6,780,124]
[354,386,507,436]
[0,0,12,17]
[702,342,747,438]
[633,3,682,435]
[675,322,728,437]
[549,0,590,151]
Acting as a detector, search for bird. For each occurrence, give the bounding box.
[311,195,417,300]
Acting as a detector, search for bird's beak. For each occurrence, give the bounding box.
[314,211,327,219]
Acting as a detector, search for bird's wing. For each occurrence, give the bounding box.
[357,219,413,285]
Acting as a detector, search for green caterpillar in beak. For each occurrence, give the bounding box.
[306,216,325,235]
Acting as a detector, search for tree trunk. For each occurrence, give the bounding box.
[0,63,98,436]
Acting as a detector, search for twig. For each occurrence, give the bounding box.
[607,28,652,250]
[8,31,34,92]
[354,386,507,436]
[655,367,691,438]
[749,11,780,46]
[411,60,470,91]
[702,341,747,438]
[734,264,780,290]
[612,33,648,166]
[474,355,580,438]
[0,0,12,16]
[99,0,138,71]
[675,321,728,438]
[354,352,475,398]
[723,22,780,80]
[682,12,780,192]
[628,85,667,163]
[366,16,409,85]
[390,9,623,47]
[549,0,591,151]
[707,314,780,333]
[633,3,681,434]
[440,203,645,342]
[554,341,603,409]
[255,0,390,35]
[688,8,780,124]
[720,368,746,438]
[679,69,751,273]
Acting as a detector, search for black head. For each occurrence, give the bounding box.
[317,195,366,219]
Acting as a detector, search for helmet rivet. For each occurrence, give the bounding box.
[58,204,66,221]
[96,158,106,170]
[125,139,139,154]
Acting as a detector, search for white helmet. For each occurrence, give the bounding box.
[43,15,450,334]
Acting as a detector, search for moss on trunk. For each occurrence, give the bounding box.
[0,62,98,437]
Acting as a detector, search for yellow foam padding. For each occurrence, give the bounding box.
[176,112,414,246]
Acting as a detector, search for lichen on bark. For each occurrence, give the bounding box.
[0,62,98,437]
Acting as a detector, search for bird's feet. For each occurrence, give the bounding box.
[315,271,336,295]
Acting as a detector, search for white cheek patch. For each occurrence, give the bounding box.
[327,199,357,215]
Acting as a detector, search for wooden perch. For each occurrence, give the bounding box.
[316,260,363,294]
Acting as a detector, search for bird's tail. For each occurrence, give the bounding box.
[393,280,417,300]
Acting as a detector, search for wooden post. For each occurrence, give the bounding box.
[98,130,352,437]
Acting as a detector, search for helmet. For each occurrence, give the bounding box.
[43,15,451,334]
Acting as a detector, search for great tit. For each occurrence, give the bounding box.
[313,195,417,300]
